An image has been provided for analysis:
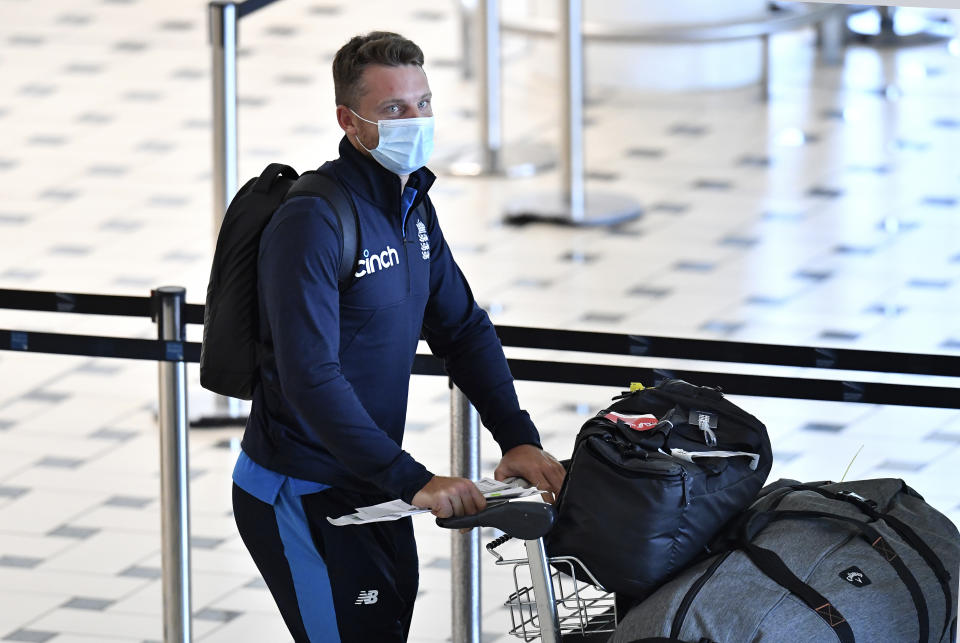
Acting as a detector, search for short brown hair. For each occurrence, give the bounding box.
[332,32,424,108]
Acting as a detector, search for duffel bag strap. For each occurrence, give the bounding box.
[743,509,930,643]
[739,542,856,643]
[791,483,954,643]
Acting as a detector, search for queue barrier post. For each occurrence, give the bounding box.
[503,0,642,226]
[153,287,193,643]
[205,0,248,425]
[450,385,482,643]
[435,0,556,178]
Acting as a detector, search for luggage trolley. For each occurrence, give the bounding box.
[438,501,618,642]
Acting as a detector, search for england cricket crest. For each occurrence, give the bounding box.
[416,219,430,260]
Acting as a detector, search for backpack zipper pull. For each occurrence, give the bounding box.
[696,413,718,447]
[701,426,717,447]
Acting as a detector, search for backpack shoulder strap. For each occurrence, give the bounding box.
[252,163,299,194]
[418,194,435,231]
[285,171,359,292]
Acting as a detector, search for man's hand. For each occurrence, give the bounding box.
[494,444,566,504]
[412,476,487,519]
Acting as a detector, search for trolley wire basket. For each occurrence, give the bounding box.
[488,535,617,641]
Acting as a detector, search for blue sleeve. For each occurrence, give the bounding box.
[259,198,434,502]
[420,200,542,454]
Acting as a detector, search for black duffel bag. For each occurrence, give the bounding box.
[545,379,773,600]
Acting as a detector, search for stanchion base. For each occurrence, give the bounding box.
[190,415,248,429]
[846,7,954,48]
[187,390,249,429]
[432,141,557,178]
[504,191,642,227]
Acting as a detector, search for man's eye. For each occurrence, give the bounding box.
[387,105,400,113]
[418,100,430,109]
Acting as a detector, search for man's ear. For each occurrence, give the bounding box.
[336,105,356,135]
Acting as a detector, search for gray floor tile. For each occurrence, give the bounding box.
[61,597,114,611]
[2,630,58,643]
[103,495,153,508]
[0,556,43,569]
[35,456,85,469]
[46,525,100,540]
[119,565,162,579]
[194,608,242,623]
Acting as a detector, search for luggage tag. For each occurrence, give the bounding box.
[604,412,659,431]
[689,410,718,446]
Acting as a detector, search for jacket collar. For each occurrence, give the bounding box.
[331,136,436,215]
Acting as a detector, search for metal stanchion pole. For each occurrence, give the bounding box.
[435,0,555,178]
[450,386,481,643]
[480,0,502,173]
[503,0,641,226]
[459,0,474,81]
[210,1,237,238]
[560,0,585,222]
[200,1,246,425]
[155,286,193,643]
[760,33,771,102]
[818,8,845,66]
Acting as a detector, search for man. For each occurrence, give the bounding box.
[231,31,566,642]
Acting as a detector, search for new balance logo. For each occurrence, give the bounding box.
[355,246,400,279]
[355,589,379,605]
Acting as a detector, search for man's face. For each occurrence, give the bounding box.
[338,64,433,154]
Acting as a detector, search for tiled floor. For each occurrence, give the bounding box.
[2,1,960,641]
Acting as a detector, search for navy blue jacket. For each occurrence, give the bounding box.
[241,137,541,503]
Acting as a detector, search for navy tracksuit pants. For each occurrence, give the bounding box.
[232,483,419,642]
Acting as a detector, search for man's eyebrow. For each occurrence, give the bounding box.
[375,93,432,108]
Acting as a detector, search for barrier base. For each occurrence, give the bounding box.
[190,414,248,428]
[504,191,642,227]
[846,6,954,48]
[188,390,249,429]
[433,141,557,178]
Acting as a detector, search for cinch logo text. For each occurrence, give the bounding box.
[355,246,400,279]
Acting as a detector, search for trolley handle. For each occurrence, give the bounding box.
[436,500,557,541]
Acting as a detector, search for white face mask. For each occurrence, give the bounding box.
[350,108,434,176]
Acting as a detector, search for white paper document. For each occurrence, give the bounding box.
[327,477,540,526]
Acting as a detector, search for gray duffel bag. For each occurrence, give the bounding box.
[612,478,960,643]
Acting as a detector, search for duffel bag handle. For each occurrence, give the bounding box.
[790,483,954,643]
[740,508,930,643]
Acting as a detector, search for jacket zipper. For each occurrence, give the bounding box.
[400,205,411,294]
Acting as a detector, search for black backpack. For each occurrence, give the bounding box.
[200,163,360,400]
[545,379,773,600]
